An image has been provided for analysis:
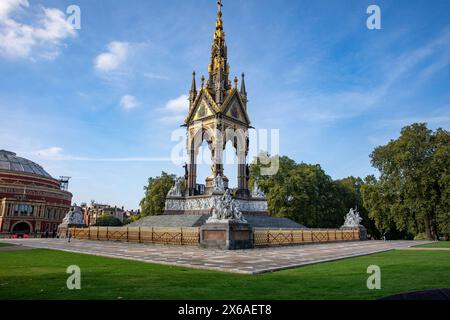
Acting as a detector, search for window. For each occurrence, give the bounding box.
[20,204,28,216]
[29,206,34,216]
[14,205,19,216]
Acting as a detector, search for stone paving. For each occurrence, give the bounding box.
[1,239,431,274]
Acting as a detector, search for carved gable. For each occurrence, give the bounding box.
[222,90,250,125]
[186,90,218,123]
[193,100,213,121]
[226,96,243,121]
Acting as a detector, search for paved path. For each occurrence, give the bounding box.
[0,245,33,252]
[1,239,431,274]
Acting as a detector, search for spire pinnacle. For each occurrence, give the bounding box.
[189,71,197,107]
[190,71,196,92]
[217,0,223,15]
[240,72,247,104]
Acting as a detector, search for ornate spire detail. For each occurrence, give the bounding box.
[189,71,197,108]
[208,0,230,106]
[240,72,247,104]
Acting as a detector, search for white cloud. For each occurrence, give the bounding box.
[165,94,189,112]
[95,41,129,72]
[33,146,64,158]
[158,94,188,124]
[0,0,76,60]
[0,0,27,19]
[120,95,140,110]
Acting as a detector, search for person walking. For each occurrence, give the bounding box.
[68,230,72,243]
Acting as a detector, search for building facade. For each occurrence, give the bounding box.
[81,202,109,226]
[82,202,137,225]
[0,150,72,235]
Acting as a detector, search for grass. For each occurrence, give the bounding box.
[414,241,450,248]
[0,248,449,300]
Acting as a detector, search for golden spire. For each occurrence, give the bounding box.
[208,0,230,105]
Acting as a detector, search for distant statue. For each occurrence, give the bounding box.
[343,207,363,227]
[251,181,265,198]
[208,189,247,223]
[167,178,182,197]
[61,206,84,226]
[212,175,225,193]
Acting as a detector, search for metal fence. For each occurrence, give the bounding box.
[68,226,361,247]
[253,228,360,247]
[69,227,200,246]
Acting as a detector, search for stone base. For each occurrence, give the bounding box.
[200,221,253,250]
[341,226,367,240]
[164,195,269,216]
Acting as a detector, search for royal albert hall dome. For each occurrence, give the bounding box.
[0,150,52,178]
[0,150,72,236]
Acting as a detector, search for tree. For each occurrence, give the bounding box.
[361,123,450,240]
[123,214,141,225]
[250,153,367,228]
[140,172,176,216]
[94,215,123,227]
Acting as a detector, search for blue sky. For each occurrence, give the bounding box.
[1,0,449,209]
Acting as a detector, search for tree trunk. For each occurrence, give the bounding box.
[424,217,433,240]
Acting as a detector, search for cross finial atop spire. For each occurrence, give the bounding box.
[217,0,223,15]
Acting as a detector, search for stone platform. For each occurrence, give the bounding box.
[128,214,305,229]
[1,239,431,274]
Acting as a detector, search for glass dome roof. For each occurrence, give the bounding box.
[0,150,52,178]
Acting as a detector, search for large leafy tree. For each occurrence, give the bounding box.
[140,172,176,216]
[361,123,450,240]
[434,129,450,238]
[250,153,367,229]
[94,215,123,227]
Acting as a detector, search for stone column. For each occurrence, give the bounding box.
[188,149,198,196]
[213,135,224,177]
[236,134,249,197]
[237,153,246,190]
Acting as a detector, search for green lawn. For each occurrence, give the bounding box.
[414,241,450,248]
[0,248,449,300]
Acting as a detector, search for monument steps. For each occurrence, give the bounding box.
[128,214,305,229]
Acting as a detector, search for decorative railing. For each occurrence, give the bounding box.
[68,227,361,247]
[69,227,200,246]
[253,228,360,247]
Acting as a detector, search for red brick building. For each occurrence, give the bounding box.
[0,150,72,235]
